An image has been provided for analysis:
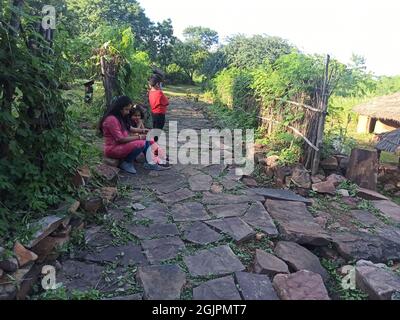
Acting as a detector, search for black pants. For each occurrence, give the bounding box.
[152,113,166,130]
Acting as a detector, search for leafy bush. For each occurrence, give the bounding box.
[165,63,192,85]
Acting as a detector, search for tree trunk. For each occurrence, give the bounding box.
[101,56,118,110]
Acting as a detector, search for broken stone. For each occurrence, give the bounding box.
[184,245,245,277]
[253,249,289,277]
[183,222,221,245]
[384,184,396,192]
[0,266,32,300]
[265,200,331,246]
[133,204,169,224]
[132,203,146,211]
[0,257,18,273]
[320,156,338,171]
[68,201,80,214]
[337,189,350,197]
[332,231,400,263]
[242,176,258,187]
[100,187,118,203]
[94,164,119,183]
[372,200,400,223]
[326,174,347,187]
[235,272,279,300]
[210,183,223,193]
[356,261,400,300]
[193,276,242,300]
[273,270,330,300]
[137,264,186,300]
[242,202,279,237]
[171,202,210,222]
[81,196,104,214]
[157,188,195,205]
[128,223,180,240]
[206,218,255,243]
[201,164,227,178]
[346,148,378,190]
[311,176,323,184]
[141,237,185,264]
[356,187,389,201]
[351,210,383,228]
[291,166,311,189]
[26,215,65,248]
[266,155,280,167]
[253,188,312,205]
[274,241,329,281]
[312,181,336,195]
[189,174,213,191]
[207,203,249,218]
[31,237,58,263]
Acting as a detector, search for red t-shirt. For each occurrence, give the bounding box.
[149,89,169,114]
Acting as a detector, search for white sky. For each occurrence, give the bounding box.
[137,0,400,76]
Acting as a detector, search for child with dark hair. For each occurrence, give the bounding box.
[148,74,169,130]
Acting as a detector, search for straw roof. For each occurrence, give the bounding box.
[353,92,400,122]
[376,129,400,153]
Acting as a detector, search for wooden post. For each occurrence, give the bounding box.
[311,54,330,175]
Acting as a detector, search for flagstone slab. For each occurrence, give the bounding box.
[128,223,180,240]
[235,272,279,300]
[242,202,279,237]
[193,276,242,300]
[206,218,255,243]
[265,200,331,246]
[157,188,195,205]
[137,264,186,300]
[184,245,245,277]
[202,192,264,205]
[372,200,400,223]
[141,237,186,264]
[207,203,249,218]
[253,188,312,205]
[189,174,213,191]
[183,222,222,245]
[171,202,210,222]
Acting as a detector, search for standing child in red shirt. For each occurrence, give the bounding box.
[148,74,169,130]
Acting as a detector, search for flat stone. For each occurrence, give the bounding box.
[157,188,195,205]
[253,249,289,277]
[193,276,242,300]
[332,230,400,263]
[132,203,146,211]
[274,241,329,281]
[0,266,32,300]
[152,178,186,194]
[207,203,249,218]
[235,272,279,300]
[57,260,109,292]
[83,244,148,266]
[220,177,242,191]
[351,210,383,228]
[184,245,245,277]
[242,176,258,187]
[206,218,256,243]
[355,261,400,300]
[291,166,311,189]
[128,223,180,240]
[242,202,279,237]
[137,264,186,300]
[372,200,400,223]
[202,192,263,205]
[189,174,213,191]
[95,164,119,182]
[100,187,118,203]
[312,181,336,195]
[356,188,389,201]
[14,242,38,267]
[252,188,312,205]
[183,222,222,245]
[141,237,185,264]
[273,270,330,300]
[320,156,339,171]
[171,202,210,222]
[133,204,169,224]
[201,164,227,178]
[265,200,331,246]
[26,215,65,248]
[85,228,114,248]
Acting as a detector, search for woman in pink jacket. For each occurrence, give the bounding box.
[99,96,166,174]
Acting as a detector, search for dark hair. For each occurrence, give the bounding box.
[149,74,162,88]
[99,95,132,136]
[130,105,145,119]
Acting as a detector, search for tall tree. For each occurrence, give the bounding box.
[183,26,219,49]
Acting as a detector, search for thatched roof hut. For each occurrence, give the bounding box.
[376,129,400,154]
[354,92,400,134]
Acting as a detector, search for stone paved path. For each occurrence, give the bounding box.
[55,97,400,301]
